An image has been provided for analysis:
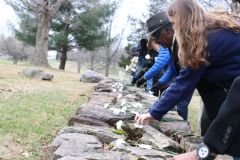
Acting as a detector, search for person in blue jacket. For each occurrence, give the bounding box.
[143,37,176,95]
[136,37,192,121]
[135,0,240,159]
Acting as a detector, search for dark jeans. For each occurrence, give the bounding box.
[161,90,193,121]
[176,92,193,120]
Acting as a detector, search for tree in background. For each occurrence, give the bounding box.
[118,44,131,68]
[148,0,169,16]
[0,36,34,64]
[6,0,69,67]
[49,1,75,70]
[100,0,126,77]
[73,0,109,71]
[198,0,240,13]
[119,0,169,69]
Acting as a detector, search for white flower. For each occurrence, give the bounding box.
[117,94,123,100]
[145,54,151,59]
[116,120,124,130]
[125,65,129,71]
[120,99,127,106]
[112,89,117,93]
[138,144,152,149]
[132,102,143,108]
[130,111,139,115]
[121,106,128,114]
[104,103,110,109]
[115,138,128,148]
[148,91,154,95]
[113,108,121,115]
[134,123,144,128]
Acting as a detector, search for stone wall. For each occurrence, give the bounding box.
[47,78,204,160]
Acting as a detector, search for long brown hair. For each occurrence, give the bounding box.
[168,0,240,69]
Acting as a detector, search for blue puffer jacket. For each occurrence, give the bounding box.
[143,47,177,85]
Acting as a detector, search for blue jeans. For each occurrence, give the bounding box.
[176,92,193,120]
[234,157,240,160]
[146,79,153,92]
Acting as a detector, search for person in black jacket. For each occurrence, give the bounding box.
[135,0,240,159]
[131,39,158,87]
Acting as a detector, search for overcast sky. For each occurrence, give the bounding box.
[0,0,150,48]
[0,0,17,35]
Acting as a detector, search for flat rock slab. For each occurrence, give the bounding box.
[161,111,184,121]
[59,125,122,144]
[74,103,134,126]
[180,136,203,152]
[89,93,118,105]
[68,115,109,127]
[49,133,102,160]
[141,125,183,153]
[57,151,140,160]
[157,121,192,137]
[22,68,53,81]
[94,78,117,92]
[113,145,172,159]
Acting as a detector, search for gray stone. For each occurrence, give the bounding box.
[57,151,140,160]
[180,136,203,152]
[141,125,183,153]
[89,93,118,105]
[59,125,122,144]
[155,121,192,137]
[41,73,54,81]
[49,133,102,160]
[161,111,184,121]
[22,68,53,81]
[113,146,172,159]
[75,103,135,126]
[80,70,104,83]
[68,115,109,126]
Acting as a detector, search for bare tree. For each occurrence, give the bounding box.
[102,19,126,77]
[231,0,240,13]
[0,36,34,64]
[198,0,240,13]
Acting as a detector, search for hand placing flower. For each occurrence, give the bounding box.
[134,113,153,125]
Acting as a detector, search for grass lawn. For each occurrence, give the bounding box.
[0,60,95,159]
[188,94,201,134]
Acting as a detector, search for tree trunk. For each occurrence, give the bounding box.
[13,57,18,64]
[90,53,95,70]
[105,58,110,77]
[232,0,240,13]
[59,46,68,70]
[77,61,81,73]
[34,13,51,66]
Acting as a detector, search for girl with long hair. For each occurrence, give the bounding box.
[135,0,240,159]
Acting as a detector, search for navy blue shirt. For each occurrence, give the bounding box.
[149,29,240,120]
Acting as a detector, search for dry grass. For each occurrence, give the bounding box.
[0,60,95,160]
[188,94,201,135]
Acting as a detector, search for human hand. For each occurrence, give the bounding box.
[151,83,161,92]
[134,113,153,125]
[136,77,146,87]
[169,151,198,160]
